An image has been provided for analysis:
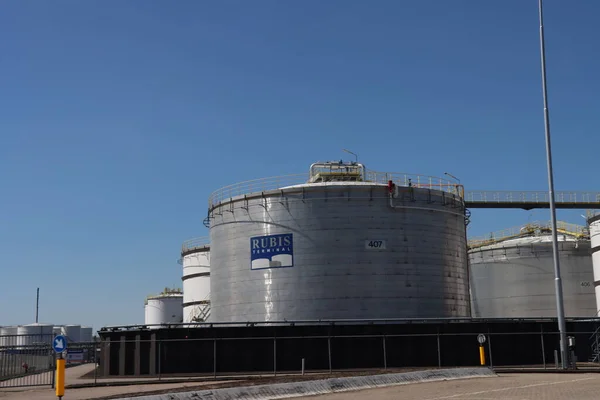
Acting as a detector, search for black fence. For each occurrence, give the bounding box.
[98,318,600,377]
[0,337,99,388]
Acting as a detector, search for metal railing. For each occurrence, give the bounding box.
[181,236,210,254]
[0,340,100,389]
[465,191,600,204]
[468,220,590,249]
[208,171,459,208]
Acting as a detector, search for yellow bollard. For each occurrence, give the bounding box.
[55,357,65,398]
[479,344,486,366]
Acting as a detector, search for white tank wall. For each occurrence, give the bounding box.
[469,235,595,317]
[182,249,210,323]
[61,325,81,343]
[80,327,93,342]
[16,324,53,347]
[0,326,18,347]
[590,217,600,315]
[145,295,183,328]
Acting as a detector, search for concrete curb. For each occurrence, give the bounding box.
[113,367,497,400]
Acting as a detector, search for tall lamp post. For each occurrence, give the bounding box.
[538,0,568,369]
[342,149,358,163]
[444,172,461,184]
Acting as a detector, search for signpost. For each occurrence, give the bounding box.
[53,335,67,399]
[477,334,486,366]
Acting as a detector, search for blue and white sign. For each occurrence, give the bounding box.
[250,233,294,270]
[53,335,67,353]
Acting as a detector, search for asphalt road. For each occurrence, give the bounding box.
[300,373,600,400]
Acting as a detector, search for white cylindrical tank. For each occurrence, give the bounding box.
[17,324,53,347]
[469,221,595,318]
[589,215,600,315]
[80,326,93,343]
[144,293,183,328]
[0,326,17,347]
[61,325,81,343]
[181,238,211,323]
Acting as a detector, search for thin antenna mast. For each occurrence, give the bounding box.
[35,287,40,324]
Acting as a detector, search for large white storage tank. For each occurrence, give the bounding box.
[181,238,211,323]
[144,290,183,328]
[61,325,81,343]
[80,326,93,343]
[589,214,600,315]
[469,221,595,318]
[207,161,470,322]
[16,323,53,347]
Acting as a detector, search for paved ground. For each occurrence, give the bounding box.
[3,368,600,400]
[0,364,241,400]
[301,373,600,400]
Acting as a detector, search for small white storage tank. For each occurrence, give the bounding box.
[0,326,18,347]
[80,326,93,343]
[61,325,81,343]
[144,290,183,328]
[589,214,600,315]
[181,237,210,323]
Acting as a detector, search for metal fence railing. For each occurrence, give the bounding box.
[181,236,210,254]
[0,339,100,389]
[464,191,600,205]
[468,220,590,249]
[97,329,600,380]
[207,172,459,208]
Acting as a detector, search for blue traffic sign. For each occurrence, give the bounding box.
[53,335,67,353]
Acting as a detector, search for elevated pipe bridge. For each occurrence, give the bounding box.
[464,191,600,210]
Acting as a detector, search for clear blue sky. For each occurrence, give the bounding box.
[1,1,598,331]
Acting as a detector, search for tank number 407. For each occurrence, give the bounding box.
[365,240,387,250]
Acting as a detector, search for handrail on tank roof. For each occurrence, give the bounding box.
[207,168,460,208]
[468,220,590,249]
[181,237,210,254]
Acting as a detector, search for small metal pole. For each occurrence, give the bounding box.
[273,338,277,377]
[93,344,98,386]
[301,358,305,375]
[328,337,332,374]
[437,330,442,367]
[541,325,547,369]
[487,331,493,368]
[158,341,161,381]
[382,335,387,370]
[213,339,217,379]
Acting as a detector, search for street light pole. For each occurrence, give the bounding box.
[342,149,358,163]
[444,172,460,184]
[538,0,568,369]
